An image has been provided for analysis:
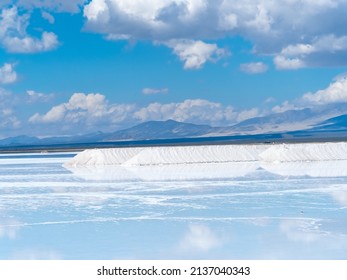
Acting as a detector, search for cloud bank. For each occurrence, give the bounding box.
[2,1,347,68]
[24,74,347,136]
[273,75,347,112]
[28,93,238,134]
[83,0,347,69]
[4,0,88,13]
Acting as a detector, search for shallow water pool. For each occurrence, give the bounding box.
[1,153,347,259]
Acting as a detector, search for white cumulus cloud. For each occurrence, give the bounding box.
[271,74,347,113]
[24,73,347,137]
[236,108,259,122]
[164,40,229,69]
[30,93,107,123]
[142,87,169,95]
[29,92,137,134]
[0,6,59,53]
[0,63,17,84]
[26,90,54,103]
[302,75,347,105]
[274,35,347,69]
[15,0,88,13]
[134,99,236,125]
[240,62,268,74]
[272,101,299,114]
[83,0,347,69]
[41,11,55,24]
[28,93,259,135]
[274,56,305,70]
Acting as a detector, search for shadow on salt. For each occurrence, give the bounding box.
[65,159,347,181]
[261,160,347,177]
[64,162,260,181]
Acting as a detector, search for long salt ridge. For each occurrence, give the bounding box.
[64,142,347,167]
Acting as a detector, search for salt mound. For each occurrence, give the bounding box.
[122,145,265,166]
[64,142,347,167]
[64,144,266,167]
[65,147,144,166]
[259,142,347,162]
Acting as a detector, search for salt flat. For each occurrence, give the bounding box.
[64,142,347,167]
[1,147,347,259]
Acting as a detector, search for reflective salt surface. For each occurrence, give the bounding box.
[1,152,347,259]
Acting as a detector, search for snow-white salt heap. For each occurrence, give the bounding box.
[258,142,347,162]
[65,144,265,167]
[64,142,347,167]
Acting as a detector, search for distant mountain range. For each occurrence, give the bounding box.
[1,106,347,148]
[104,119,214,140]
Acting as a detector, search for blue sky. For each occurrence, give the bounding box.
[1,0,347,138]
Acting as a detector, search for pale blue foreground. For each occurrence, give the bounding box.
[1,152,347,259]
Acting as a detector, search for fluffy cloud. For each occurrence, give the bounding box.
[83,0,231,69]
[41,11,55,24]
[28,93,257,135]
[0,108,20,129]
[164,40,229,69]
[21,73,347,137]
[29,93,137,133]
[240,62,268,74]
[134,99,235,125]
[142,87,169,95]
[26,90,54,103]
[273,56,305,70]
[274,35,347,69]
[236,108,259,122]
[31,93,104,123]
[272,101,299,114]
[83,0,280,41]
[83,0,231,68]
[14,0,88,13]
[2,0,347,69]
[272,75,347,113]
[0,63,17,84]
[0,6,58,53]
[0,89,21,133]
[302,75,347,105]
[83,0,347,69]
[83,0,213,40]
